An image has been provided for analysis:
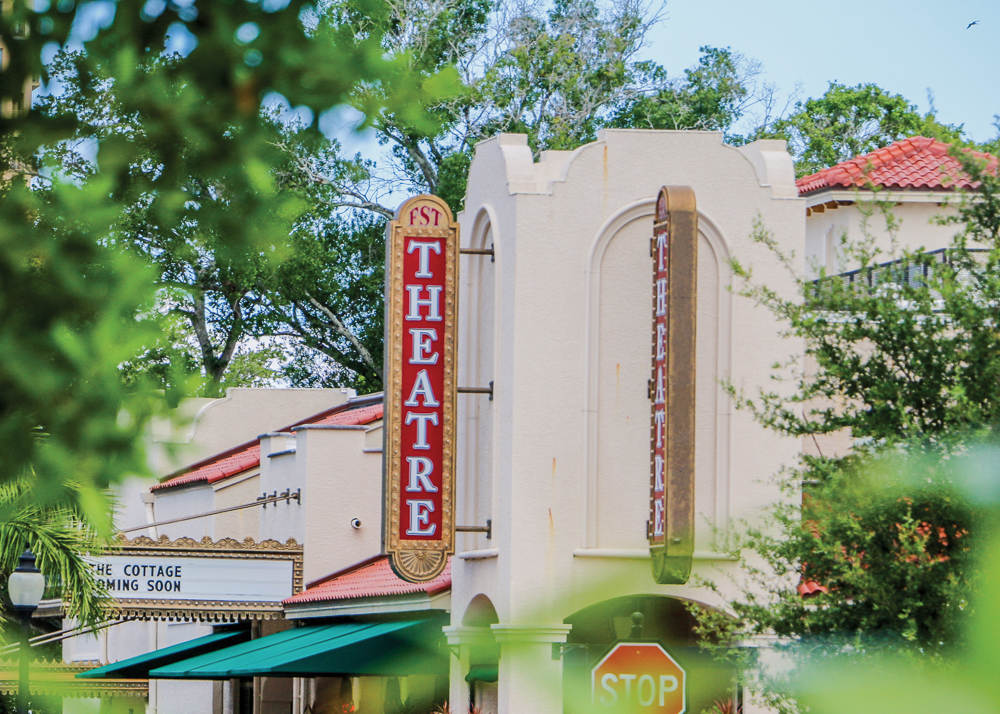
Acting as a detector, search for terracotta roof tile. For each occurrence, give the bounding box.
[149,443,260,491]
[283,556,451,605]
[312,403,383,427]
[798,580,829,598]
[152,400,383,492]
[796,136,997,196]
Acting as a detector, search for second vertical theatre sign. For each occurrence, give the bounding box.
[384,195,458,582]
[649,186,697,585]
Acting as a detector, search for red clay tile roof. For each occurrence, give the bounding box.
[796,136,997,196]
[283,556,451,606]
[151,399,383,492]
[150,442,261,492]
[798,580,829,598]
[312,403,383,427]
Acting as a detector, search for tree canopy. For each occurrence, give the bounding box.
[758,82,971,177]
[34,0,783,395]
[0,0,454,510]
[11,0,1000,507]
[699,152,1000,711]
[246,0,777,389]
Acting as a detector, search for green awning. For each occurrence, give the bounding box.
[148,617,447,680]
[465,665,498,683]
[76,630,249,680]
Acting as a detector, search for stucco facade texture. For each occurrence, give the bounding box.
[449,130,806,713]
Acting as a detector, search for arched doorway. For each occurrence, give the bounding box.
[461,594,501,713]
[562,595,740,714]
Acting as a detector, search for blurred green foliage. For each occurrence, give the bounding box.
[0,0,456,517]
[701,455,978,654]
[789,447,1000,714]
[697,150,1000,712]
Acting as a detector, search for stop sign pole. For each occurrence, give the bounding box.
[591,642,686,714]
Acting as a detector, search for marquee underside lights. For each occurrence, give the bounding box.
[649,186,697,585]
[383,195,459,583]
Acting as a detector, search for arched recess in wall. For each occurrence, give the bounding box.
[462,593,500,627]
[461,593,501,713]
[457,206,498,552]
[582,199,733,551]
[561,594,738,713]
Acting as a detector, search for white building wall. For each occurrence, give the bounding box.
[803,193,965,278]
[113,388,355,535]
[213,471,261,542]
[450,130,806,713]
[68,389,360,714]
[457,216,497,556]
[151,621,216,714]
[149,485,216,541]
[297,426,383,584]
[157,388,354,474]
[258,433,304,544]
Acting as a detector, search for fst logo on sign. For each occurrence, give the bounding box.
[592,643,686,714]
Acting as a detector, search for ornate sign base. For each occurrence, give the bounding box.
[650,551,693,586]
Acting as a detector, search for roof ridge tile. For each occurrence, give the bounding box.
[797,135,996,196]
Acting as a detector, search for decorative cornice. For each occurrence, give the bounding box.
[113,603,286,622]
[489,624,572,644]
[114,534,301,552]
[442,626,497,646]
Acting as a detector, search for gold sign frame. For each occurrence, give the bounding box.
[383,195,459,582]
[99,535,303,621]
[649,186,698,585]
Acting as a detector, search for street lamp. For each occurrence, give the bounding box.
[8,550,45,714]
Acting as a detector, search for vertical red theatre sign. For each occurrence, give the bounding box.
[384,195,458,582]
[649,186,697,585]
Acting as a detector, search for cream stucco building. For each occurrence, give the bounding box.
[58,130,987,714]
[445,130,980,714]
[445,130,804,714]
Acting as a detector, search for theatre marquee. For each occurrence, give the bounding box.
[90,535,303,621]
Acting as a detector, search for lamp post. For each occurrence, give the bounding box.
[8,550,45,714]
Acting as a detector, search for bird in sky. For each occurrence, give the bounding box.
[967,20,979,28]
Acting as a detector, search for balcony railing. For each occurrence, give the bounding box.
[817,248,990,295]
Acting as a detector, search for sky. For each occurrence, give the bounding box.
[51,0,1000,150]
[642,0,1000,142]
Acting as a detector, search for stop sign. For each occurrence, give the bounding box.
[591,642,686,714]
